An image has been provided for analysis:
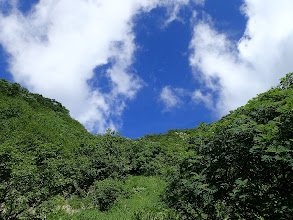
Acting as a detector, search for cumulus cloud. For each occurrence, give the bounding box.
[0,0,201,133]
[189,0,293,116]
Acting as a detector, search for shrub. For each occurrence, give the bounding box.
[87,178,124,211]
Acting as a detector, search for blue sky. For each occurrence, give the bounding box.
[0,0,293,138]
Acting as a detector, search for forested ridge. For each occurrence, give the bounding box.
[0,73,292,219]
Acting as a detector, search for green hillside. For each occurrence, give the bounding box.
[0,79,93,219]
[0,73,292,219]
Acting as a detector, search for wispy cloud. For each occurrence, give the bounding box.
[163,0,205,26]
[192,90,213,109]
[0,0,202,133]
[159,86,183,111]
[189,0,293,116]
[159,85,213,112]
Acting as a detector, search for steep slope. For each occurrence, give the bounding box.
[0,79,96,219]
[0,79,91,146]
[0,79,164,219]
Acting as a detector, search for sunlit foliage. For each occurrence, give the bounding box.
[0,73,292,219]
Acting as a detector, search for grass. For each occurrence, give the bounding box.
[47,175,179,220]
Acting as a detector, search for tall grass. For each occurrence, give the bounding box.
[47,176,180,220]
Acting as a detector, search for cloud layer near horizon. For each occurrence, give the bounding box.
[0,0,198,133]
[189,0,293,115]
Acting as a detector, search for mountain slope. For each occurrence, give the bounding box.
[0,79,97,219]
[163,73,293,219]
[0,73,292,219]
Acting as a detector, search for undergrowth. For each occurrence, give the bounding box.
[47,175,180,220]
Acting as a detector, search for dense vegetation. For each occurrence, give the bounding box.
[0,73,292,219]
[164,74,293,219]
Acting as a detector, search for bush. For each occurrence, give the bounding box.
[87,178,124,211]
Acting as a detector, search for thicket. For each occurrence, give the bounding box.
[0,79,180,219]
[0,73,292,219]
[0,79,126,219]
[163,73,293,219]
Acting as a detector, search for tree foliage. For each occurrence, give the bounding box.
[163,73,293,219]
[0,73,292,219]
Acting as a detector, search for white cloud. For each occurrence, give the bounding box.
[0,0,202,133]
[163,0,205,26]
[189,0,293,116]
[192,90,213,109]
[159,85,213,111]
[160,86,183,111]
